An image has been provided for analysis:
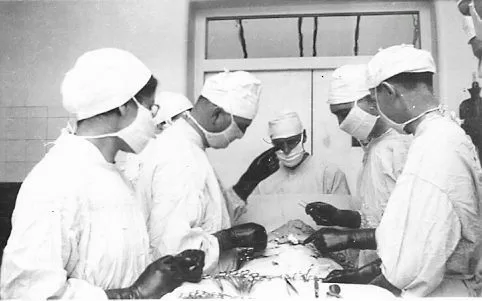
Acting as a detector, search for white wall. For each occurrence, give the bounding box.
[0,0,189,181]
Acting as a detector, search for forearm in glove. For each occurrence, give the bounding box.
[303,228,377,253]
[105,249,205,299]
[233,147,279,201]
[323,259,382,284]
[213,222,267,253]
[305,202,361,228]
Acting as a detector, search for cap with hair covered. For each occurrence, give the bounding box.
[366,44,436,89]
[200,70,262,120]
[61,48,152,120]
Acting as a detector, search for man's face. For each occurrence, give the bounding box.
[330,102,354,126]
[329,96,378,126]
[370,83,407,124]
[271,133,304,155]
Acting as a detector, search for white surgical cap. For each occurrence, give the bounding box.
[154,91,193,125]
[328,64,370,105]
[268,111,304,140]
[366,44,436,89]
[201,70,262,120]
[62,48,152,120]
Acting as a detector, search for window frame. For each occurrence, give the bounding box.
[192,0,434,99]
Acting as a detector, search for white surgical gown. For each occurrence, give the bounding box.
[135,118,246,274]
[0,133,150,299]
[252,156,351,196]
[357,129,412,266]
[376,114,482,297]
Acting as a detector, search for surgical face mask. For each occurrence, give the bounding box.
[78,97,156,154]
[276,141,305,168]
[374,83,440,134]
[188,112,244,149]
[339,99,379,141]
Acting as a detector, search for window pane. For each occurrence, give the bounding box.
[315,16,357,56]
[358,14,419,55]
[207,20,244,59]
[242,18,300,58]
[206,13,421,59]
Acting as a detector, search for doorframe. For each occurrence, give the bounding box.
[192,0,435,100]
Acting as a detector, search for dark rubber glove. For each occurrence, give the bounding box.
[303,228,376,253]
[105,249,205,299]
[213,222,267,253]
[233,147,280,201]
[305,202,361,229]
[323,259,382,284]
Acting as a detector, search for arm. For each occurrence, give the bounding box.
[148,159,222,273]
[375,175,461,297]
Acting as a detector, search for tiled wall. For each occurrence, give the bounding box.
[0,106,70,182]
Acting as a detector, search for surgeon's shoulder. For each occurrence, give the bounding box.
[371,131,412,161]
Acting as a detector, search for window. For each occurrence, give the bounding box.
[206,12,420,59]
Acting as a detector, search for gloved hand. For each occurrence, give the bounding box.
[105,249,205,299]
[470,37,482,59]
[324,259,382,284]
[303,228,376,253]
[213,222,267,253]
[233,147,280,201]
[305,202,361,229]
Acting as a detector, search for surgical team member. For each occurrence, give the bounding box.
[305,64,412,267]
[135,71,276,273]
[458,0,482,61]
[122,91,193,188]
[155,91,194,131]
[253,111,350,195]
[0,48,205,299]
[304,45,482,297]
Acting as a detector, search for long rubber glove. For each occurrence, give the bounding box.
[105,249,205,299]
[232,147,280,201]
[303,228,376,253]
[305,202,361,229]
[213,222,267,253]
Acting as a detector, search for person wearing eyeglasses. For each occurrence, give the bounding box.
[304,44,482,297]
[251,111,350,197]
[0,48,206,299]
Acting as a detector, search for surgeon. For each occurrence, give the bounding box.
[0,48,205,299]
[304,45,482,297]
[253,110,350,195]
[305,64,412,267]
[122,91,193,188]
[154,91,193,132]
[136,71,276,274]
[458,0,482,61]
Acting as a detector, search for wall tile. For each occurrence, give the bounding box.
[5,118,27,140]
[27,107,48,118]
[25,117,47,140]
[48,106,69,118]
[25,140,46,161]
[5,162,26,182]
[6,107,28,118]
[0,141,6,162]
[0,118,7,139]
[0,162,6,181]
[6,140,26,162]
[47,117,68,140]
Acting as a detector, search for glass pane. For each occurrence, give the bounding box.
[315,16,357,56]
[207,19,244,59]
[242,17,300,58]
[358,14,420,55]
[302,17,315,57]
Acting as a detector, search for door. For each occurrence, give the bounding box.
[207,69,364,194]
